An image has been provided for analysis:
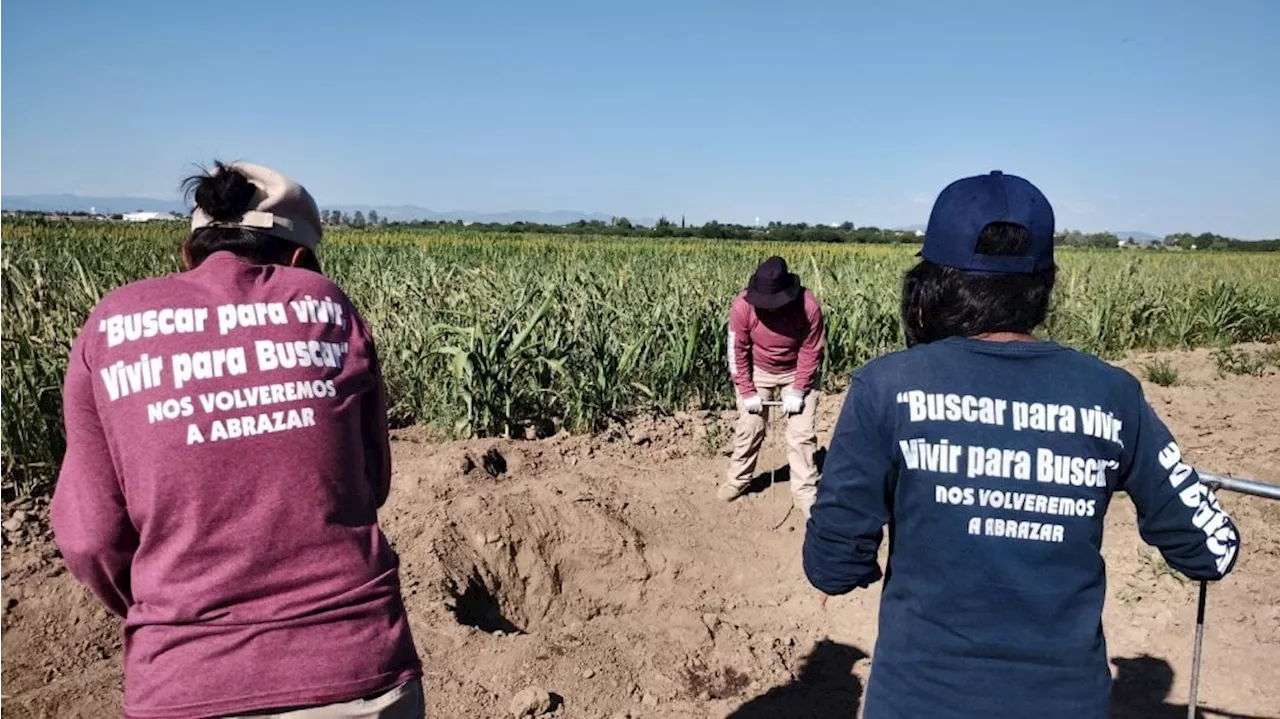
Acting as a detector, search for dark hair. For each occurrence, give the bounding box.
[181,161,319,271]
[901,222,1055,347]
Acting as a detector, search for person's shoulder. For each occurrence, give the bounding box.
[247,266,361,319]
[1059,345,1152,399]
[802,288,822,311]
[92,271,189,316]
[1050,344,1145,395]
[72,272,193,355]
[270,268,374,336]
[841,347,927,412]
[853,344,930,384]
[272,265,352,299]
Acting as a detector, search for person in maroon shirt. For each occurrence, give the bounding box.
[720,256,826,519]
[50,162,423,719]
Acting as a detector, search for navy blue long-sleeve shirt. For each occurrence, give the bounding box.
[803,337,1240,719]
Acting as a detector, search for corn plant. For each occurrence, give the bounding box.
[433,281,565,437]
[3,218,1279,498]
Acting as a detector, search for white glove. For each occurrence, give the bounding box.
[742,394,764,415]
[782,389,806,415]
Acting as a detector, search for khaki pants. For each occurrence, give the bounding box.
[725,370,820,508]
[225,678,424,719]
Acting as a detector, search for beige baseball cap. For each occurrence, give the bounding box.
[190,162,323,250]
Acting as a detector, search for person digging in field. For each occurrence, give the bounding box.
[802,171,1241,719]
[50,162,423,719]
[719,256,825,519]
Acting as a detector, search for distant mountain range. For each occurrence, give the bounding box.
[2,194,190,215]
[0,194,651,226]
[1112,231,1162,243]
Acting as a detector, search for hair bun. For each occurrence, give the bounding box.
[186,162,257,222]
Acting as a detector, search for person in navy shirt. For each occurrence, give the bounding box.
[802,171,1241,719]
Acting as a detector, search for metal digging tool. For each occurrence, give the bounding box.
[761,400,794,529]
[1186,470,1280,719]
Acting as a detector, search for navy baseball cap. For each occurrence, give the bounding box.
[921,170,1055,274]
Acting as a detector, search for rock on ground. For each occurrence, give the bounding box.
[509,685,553,717]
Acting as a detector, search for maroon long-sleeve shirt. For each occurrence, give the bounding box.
[727,289,826,397]
[50,251,420,719]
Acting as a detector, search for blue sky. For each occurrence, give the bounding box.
[3,0,1278,237]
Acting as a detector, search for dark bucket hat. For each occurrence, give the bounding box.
[745,256,802,309]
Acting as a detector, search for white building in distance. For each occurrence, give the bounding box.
[122,211,180,222]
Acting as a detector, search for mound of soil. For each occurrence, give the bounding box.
[430,487,652,634]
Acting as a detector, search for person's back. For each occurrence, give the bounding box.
[51,163,421,718]
[803,171,1239,719]
[818,338,1236,716]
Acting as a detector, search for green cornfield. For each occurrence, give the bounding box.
[5,219,1280,497]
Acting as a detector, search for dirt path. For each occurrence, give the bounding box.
[3,348,1279,718]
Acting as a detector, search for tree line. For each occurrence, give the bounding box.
[321,209,382,228]
[326,212,1279,250]
[1161,232,1280,252]
[3,209,1275,250]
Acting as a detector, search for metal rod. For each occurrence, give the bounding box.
[764,401,781,493]
[1198,471,1280,501]
[1182,469,1277,719]
[758,400,794,529]
[1188,580,1207,719]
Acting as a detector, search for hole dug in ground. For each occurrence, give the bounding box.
[435,492,651,635]
[450,569,527,634]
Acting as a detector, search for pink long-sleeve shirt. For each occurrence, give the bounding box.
[50,251,420,719]
[727,289,825,397]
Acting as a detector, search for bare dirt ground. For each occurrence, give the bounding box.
[3,347,1279,719]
